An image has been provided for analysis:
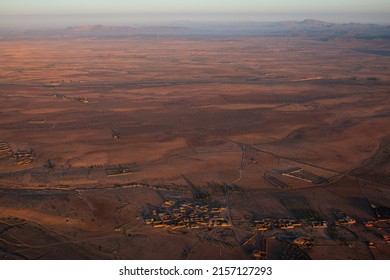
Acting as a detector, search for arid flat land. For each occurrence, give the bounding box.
[0,35,389,259]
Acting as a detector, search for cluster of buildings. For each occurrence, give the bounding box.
[14,149,35,165]
[254,218,303,231]
[51,93,90,103]
[117,182,190,193]
[0,142,35,165]
[334,211,356,225]
[86,162,137,176]
[364,204,390,244]
[364,219,390,243]
[145,200,230,230]
[310,220,328,229]
[105,166,133,177]
[74,97,90,104]
[89,162,137,169]
[253,217,328,231]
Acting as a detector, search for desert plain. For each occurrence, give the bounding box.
[0,32,389,259]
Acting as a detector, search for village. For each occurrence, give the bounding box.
[0,141,35,165]
[142,200,356,233]
[140,196,390,259]
[0,135,389,260]
[143,200,230,230]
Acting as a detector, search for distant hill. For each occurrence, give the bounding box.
[1,20,389,39]
[183,20,390,39]
[63,24,191,34]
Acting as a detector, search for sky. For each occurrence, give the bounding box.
[0,0,389,29]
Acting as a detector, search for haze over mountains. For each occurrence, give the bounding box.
[1,19,389,40]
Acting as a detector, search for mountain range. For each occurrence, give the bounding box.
[1,20,389,39]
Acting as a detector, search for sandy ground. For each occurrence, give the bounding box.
[0,35,389,259]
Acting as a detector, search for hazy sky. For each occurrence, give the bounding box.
[1,0,389,28]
